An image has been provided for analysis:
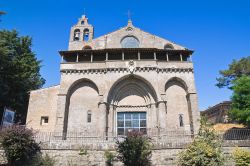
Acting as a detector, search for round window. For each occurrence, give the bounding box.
[121,36,139,48]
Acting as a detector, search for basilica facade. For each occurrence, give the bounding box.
[26,15,200,138]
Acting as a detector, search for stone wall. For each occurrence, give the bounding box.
[28,60,200,136]
[53,60,200,135]
[41,148,183,166]
[1,145,249,166]
[26,85,59,132]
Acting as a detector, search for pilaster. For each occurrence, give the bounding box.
[54,94,67,138]
[187,93,200,134]
[158,101,167,129]
[98,102,108,137]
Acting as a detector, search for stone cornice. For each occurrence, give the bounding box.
[61,67,193,75]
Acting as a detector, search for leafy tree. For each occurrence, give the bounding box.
[0,30,45,123]
[216,56,250,89]
[116,131,152,166]
[178,117,224,166]
[0,125,41,165]
[229,75,250,126]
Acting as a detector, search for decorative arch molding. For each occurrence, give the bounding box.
[63,78,99,135]
[105,75,158,105]
[165,77,188,93]
[112,82,151,106]
[66,78,99,95]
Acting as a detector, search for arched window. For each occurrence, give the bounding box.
[164,44,174,50]
[81,20,85,25]
[83,45,92,50]
[121,36,139,48]
[87,110,92,123]
[179,114,184,127]
[83,29,90,41]
[73,29,80,41]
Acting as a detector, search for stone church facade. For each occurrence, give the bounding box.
[26,15,200,138]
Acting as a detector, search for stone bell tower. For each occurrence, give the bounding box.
[68,15,94,50]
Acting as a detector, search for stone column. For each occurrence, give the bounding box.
[99,102,107,137]
[187,93,200,134]
[150,103,158,136]
[54,94,67,139]
[158,101,167,130]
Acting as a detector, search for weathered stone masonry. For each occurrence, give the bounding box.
[27,15,200,138]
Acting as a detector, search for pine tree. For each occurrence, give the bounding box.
[0,30,45,123]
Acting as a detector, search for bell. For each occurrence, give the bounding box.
[75,32,80,38]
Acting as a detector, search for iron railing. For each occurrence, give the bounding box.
[32,128,250,145]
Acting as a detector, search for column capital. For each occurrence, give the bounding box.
[186,92,197,96]
[98,102,108,107]
[156,101,167,107]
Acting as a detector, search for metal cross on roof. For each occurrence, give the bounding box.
[127,10,132,20]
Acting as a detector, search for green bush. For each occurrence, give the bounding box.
[0,125,41,166]
[178,117,224,166]
[30,154,56,166]
[104,150,115,166]
[232,147,250,166]
[116,131,152,166]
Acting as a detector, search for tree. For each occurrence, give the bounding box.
[216,56,250,89]
[178,117,224,166]
[0,30,45,123]
[229,75,250,126]
[116,131,152,166]
[0,125,41,165]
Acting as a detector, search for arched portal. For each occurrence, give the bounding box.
[165,77,191,131]
[107,75,158,136]
[63,79,99,137]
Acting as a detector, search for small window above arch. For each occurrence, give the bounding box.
[164,44,174,50]
[126,27,133,31]
[83,45,92,50]
[81,20,85,25]
[121,36,139,48]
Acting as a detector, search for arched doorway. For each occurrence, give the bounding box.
[107,75,157,136]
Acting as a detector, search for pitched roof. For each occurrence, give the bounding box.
[84,20,189,50]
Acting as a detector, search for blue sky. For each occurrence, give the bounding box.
[1,0,250,111]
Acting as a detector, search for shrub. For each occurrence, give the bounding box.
[0,125,40,166]
[232,147,250,166]
[30,154,56,166]
[178,117,224,166]
[104,150,115,166]
[116,130,152,166]
[78,147,88,155]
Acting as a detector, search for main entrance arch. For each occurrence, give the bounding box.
[106,75,158,136]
